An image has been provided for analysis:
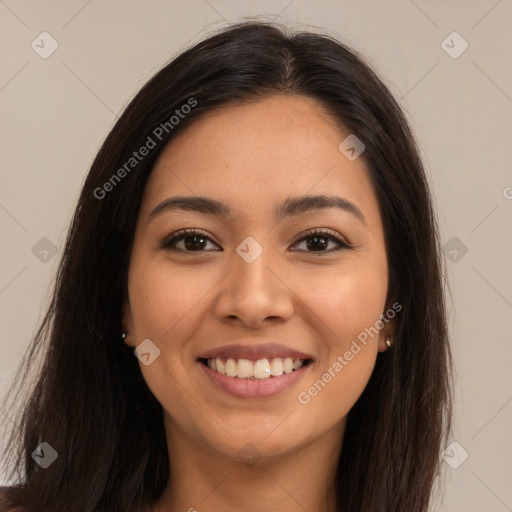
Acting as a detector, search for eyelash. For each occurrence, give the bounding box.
[160,227,351,254]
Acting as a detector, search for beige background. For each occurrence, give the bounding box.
[1,1,511,510]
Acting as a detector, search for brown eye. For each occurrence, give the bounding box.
[291,228,350,253]
[160,227,350,254]
[161,229,220,252]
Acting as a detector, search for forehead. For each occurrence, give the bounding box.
[141,95,379,224]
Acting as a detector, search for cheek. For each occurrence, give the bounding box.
[128,258,212,338]
[292,261,386,410]
[127,260,210,425]
[295,259,388,342]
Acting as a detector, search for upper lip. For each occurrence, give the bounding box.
[197,342,314,361]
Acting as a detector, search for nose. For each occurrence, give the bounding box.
[213,245,294,329]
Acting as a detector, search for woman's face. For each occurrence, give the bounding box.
[124,94,394,462]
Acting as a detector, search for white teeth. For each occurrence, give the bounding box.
[225,358,237,377]
[269,357,283,376]
[293,358,303,370]
[216,358,226,375]
[283,357,293,374]
[237,358,253,378]
[253,358,271,379]
[205,356,307,379]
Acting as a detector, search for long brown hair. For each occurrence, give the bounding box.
[1,21,453,512]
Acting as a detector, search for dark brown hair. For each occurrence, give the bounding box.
[1,21,452,512]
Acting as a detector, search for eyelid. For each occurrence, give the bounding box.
[297,227,352,249]
[160,226,352,254]
[160,227,220,251]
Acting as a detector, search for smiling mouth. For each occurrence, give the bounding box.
[198,357,313,380]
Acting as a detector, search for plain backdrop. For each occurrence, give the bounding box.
[1,1,511,510]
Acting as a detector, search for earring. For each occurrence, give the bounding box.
[121,332,127,340]
[385,336,392,348]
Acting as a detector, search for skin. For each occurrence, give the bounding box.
[123,94,395,512]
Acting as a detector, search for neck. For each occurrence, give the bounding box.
[153,414,345,512]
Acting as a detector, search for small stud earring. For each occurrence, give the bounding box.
[121,332,127,340]
[385,336,392,348]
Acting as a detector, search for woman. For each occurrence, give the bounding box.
[1,21,453,512]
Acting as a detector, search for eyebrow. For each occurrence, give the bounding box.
[147,194,367,226]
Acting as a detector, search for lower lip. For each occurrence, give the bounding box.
[198,360,312,399]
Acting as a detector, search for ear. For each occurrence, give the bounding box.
[377,300,401,352]
[121,301,135,348]
[377,319,395,352]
